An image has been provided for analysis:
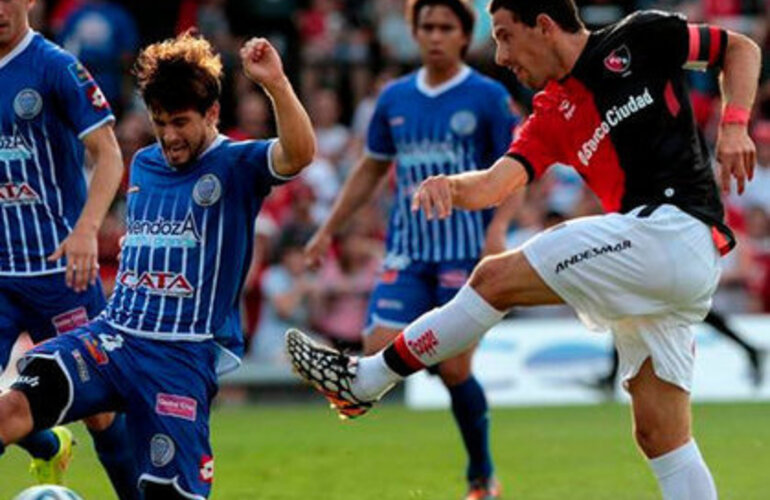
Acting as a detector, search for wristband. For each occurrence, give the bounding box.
[721,105,750,126]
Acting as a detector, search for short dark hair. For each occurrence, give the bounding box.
[488,0,584,33]
[134,31,223,115]
[407,0,476,56]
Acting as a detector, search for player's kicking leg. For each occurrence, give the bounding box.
[286,250,554,413]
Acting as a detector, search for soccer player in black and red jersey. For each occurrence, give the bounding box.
[286,1,759,498]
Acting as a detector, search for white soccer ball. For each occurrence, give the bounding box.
[13,485,84,500]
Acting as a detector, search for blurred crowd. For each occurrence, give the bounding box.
[29,0,770,363]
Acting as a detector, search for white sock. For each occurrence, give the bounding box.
[649,439,717,500]
[352,352,401,402]
[352,286,505,401]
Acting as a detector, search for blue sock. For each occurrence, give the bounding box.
[449,375,494,481]
[88,414,139,500]
[18,430,60,460]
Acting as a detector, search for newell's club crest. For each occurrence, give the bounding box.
[150,434,176,467]
[193,174,222,207]
[604,45,631,74]
[450,110,477,136]
[13,89,43,120]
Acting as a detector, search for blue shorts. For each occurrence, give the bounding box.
[24,320,218,499]
[365,259,476,334]
[0,273,105,370]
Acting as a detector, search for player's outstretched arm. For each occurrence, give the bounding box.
[304,156,391,268]
[240,37,315,176]
[715,31,761,195]
[412,156,529,220]
[48,125,123,292]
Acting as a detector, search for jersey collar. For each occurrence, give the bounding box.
[416,64,471,98]
[0,29,35,71]
[200,134,227,159]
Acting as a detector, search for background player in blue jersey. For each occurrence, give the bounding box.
[0,31,315,499]
[303,1,517,498]
[0,0,135,494]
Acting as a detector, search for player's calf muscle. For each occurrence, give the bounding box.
[0,390,34,444]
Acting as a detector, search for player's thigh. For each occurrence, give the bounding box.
[469,249,563,310]
[9,325,121,432]
[126,339,219,499]
[627,357,692,458]
[17,273,106,342]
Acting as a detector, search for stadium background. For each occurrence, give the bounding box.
[2,0,770,498]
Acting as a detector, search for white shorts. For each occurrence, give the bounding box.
[521,204,721,391]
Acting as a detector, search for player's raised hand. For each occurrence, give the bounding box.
[48,227,99,292]
[304,229,332,270]
[716,124,756,195]
[412,174,454,220]
[240,38,285,90]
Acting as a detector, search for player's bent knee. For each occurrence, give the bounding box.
[634,420,690,458]
[10,355,71,432]
[0,390,34,443]
[83,412,115,432]
[469,252,523,310]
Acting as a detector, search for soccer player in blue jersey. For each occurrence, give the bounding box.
[0,0,135,493]
[303,1,517,497]
[0,31,315,499]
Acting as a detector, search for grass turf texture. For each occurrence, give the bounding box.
[1,402,768,499]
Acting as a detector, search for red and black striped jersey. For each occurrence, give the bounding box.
[508,10,734,248]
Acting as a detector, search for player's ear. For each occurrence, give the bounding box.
[204,102,220,128]
[536,13,554,36]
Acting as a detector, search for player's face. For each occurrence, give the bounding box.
[414,5,469,68]
[151,105,218,168]
[492,9,558,90]
[0,0,33,52]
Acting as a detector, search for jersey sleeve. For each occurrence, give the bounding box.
[682,23,729,71]
[238,139,297,197]
[633,11,728,72]
[49,52,115,140]
[365,91,396,161]
[505,105,560,183]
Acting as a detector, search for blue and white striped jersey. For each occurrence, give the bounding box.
[0,30,115,276]
[366,65,517,263]
[104,136,287,352]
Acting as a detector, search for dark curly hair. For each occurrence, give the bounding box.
[133,30,223,114]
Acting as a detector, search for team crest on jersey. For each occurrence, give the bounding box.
[193,174,222,207]
[67,62,94,86]
[450,110,477,136]
[604,45,631,74]
[150,434,176,467]
[118,270,195,298]
[0,182,41,206]
[13,89,42,120]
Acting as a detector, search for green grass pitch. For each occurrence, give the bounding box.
[1,402,768,499]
